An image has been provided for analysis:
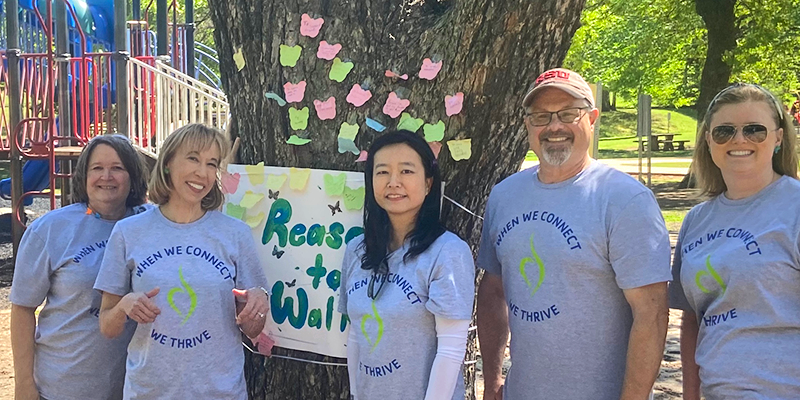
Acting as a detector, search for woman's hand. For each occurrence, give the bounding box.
[120,287,161,324]
[233,288,269,338]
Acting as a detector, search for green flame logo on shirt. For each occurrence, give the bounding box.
[519,232,546,297]
[167,266,197,325]
[695,255,726,295]
[360,300,384,353]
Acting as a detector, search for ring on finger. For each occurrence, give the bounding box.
[258,312,265,318]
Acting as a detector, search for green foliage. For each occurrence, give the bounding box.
[565,0,706,107]
[566,0,800,107]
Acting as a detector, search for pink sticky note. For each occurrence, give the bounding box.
[317,41,342,61]
[384,70,409,80]
[314,97,337,120]
[419,58,443,80]
[221,172,240,194]
[382,92,410,118]
[283,81,307,103]
[355,150,368,162]
[429,142,442,159]
[445,92,464,116]
[346,84,372,107]
[300,14,324,38]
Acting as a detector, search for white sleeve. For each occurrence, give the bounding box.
[347,326,360,400]
[424,316,471,400]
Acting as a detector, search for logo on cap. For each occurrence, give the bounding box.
[535,70,571,85]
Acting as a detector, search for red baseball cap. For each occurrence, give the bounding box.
[522,68,595,108]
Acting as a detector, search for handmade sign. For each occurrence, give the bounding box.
[225,165,366,358]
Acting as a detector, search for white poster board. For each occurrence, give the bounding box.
[224,164,365,358]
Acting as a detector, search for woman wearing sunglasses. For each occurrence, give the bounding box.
[669,83,800,398]
[338,131,475,400]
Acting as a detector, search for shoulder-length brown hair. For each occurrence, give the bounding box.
[71,134,149,207]
[148,124,230,210]
[693,83,798,196]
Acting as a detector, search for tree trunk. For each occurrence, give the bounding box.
[207,1,585,398]
[694,0,737,124]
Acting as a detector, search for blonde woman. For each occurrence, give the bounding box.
[95,124,269,399]
[670,83,800,398]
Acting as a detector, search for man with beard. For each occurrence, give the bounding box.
[476,68,671,400]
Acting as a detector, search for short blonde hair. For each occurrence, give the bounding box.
[693,83,798,196]
[149,124,230,210]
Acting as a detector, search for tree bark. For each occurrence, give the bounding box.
[207,1,585,398]
[694,0,737,123]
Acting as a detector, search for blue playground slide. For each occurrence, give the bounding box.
[0,160,52,206]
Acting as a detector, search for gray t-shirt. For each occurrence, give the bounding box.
[477,162,671,400]
[338,232,475,400]
[94,207,269,400]
[669,175,800,398]
[10,203,144,400]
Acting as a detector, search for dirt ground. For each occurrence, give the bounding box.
[0,179,700,399]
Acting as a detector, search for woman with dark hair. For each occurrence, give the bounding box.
[10,134,149,400]
[669,83,800,398]
[94,124,269,399]
[338,130,475,400]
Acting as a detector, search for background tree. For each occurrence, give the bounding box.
[206,0,586,398]
[566,0,800,112]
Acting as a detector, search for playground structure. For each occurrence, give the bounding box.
[1,0,230,255]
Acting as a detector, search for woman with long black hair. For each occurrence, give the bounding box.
[339,130,475,400]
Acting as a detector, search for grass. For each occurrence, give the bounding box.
[662,209,689,232]
[649,161,692,169]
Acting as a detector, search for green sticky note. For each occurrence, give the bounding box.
[338,122,359,141]
[240,190,265,209]
[329,57,354,82]
[343,186,365,211]
[287,135,312,145]
[279,44,302,67]
[397,112,424,133]
[289,107,309,130]
[226,203,246,220]
[323,173,347,196]
[266,174,287,191]
[423,120,446,142]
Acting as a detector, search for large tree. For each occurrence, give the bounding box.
[207,0,585,398]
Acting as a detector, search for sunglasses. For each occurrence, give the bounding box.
[710,124,773,144]
[367,271,387,300]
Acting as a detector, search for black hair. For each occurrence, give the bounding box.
[71,134,149,207]
[360,130,446,275]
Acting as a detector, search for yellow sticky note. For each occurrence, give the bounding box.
[338,122,359,141]
[245,212,266,228]
[266,174,287,191]
[343,186,365,210]
[240,191,265,209]
[447,139,472,161]
[289,168,311,191]
[233,48,245,71]
[323,173,346,196]
[244,162,265,185]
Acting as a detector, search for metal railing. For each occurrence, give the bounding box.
[126,56,229,157]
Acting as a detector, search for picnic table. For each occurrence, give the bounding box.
[633,134,689,152]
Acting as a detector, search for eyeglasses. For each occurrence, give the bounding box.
[525,107,590,127]
[710,124,775,144]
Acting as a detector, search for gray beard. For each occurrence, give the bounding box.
[541,145,572,166]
